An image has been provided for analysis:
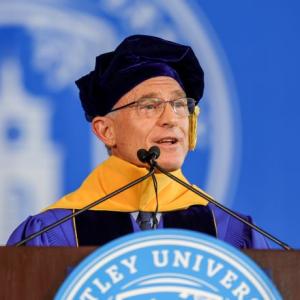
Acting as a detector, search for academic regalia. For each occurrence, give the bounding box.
[6,204,269,249]
[7,155,269,249]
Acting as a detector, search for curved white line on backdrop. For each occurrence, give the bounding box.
[0,2,116,44]
[0,1,118,176]
[0,1,242,205]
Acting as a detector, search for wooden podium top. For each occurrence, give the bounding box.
[0,247,299,300]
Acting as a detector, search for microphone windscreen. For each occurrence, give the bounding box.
[149,146,160,159]
[137,148,148,163]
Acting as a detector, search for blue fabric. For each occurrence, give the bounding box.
[7,210,76,246]
[208,204,270,249]
[7,206,270,249]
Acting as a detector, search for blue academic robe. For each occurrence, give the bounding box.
[7,204,270,249]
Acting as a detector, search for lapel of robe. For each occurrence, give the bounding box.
[75,205,216,246]
[75,211,133,246]
[163,205,217,237]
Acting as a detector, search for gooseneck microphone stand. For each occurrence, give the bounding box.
[15,167,155,246]
[141,146,293,251]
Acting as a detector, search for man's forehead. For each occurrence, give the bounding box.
[138,89,186,99]
[118,76,186,104]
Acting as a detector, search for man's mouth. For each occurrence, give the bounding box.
[155,137,178,145]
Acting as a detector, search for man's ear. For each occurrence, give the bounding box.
[92,116,116,147]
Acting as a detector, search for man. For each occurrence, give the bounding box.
[7,35,269,248]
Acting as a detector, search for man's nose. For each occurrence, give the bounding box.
[157,102,179,127]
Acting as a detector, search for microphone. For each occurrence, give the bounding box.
[15,166,155,246]
[137,146,161,230]
[16,149,160,246]
[137,146,160,163]
[149,146,160,160]
[137,149,149,163]
[142,146,293,250]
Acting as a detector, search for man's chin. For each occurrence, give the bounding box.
[156,158,183,172]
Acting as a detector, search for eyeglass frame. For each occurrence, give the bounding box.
[110,97,196,117]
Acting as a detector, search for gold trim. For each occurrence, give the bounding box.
[188,106,200,150]
[72,209,79,247]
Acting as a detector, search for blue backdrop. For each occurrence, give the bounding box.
[0,0,299,248]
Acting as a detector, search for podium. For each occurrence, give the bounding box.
[0,247,299,299]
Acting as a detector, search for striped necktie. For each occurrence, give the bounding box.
[137,212,153,230]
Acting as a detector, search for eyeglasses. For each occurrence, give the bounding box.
[110,97,196,118]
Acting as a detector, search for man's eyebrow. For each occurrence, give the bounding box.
[171,89,186,98]
[138,92,159,99]
[138,90,186,99]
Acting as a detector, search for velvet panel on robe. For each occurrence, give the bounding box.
[6,204,270,249]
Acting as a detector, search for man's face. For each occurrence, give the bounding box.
[108,76,190,171]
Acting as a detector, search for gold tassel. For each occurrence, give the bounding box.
[188,106,200,151]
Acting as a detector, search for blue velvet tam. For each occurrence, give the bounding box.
[75,35,204,121]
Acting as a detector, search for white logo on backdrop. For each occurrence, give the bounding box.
[0,0,241,243]
[0,1,116,243]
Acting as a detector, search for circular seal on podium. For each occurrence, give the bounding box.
[55,229,281,300]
